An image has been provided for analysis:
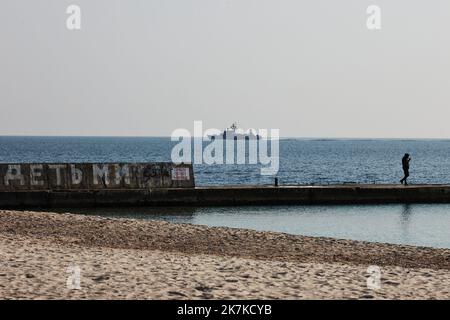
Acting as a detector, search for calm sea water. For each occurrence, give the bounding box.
[2,136,450,185]
[3,136,450,248]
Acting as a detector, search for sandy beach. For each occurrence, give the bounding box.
[1,210,450,299]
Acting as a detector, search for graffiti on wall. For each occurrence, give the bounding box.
[0,163,194,191]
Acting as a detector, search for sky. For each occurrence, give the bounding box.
[1,0,450,138]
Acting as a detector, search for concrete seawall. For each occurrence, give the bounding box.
[2,184,450,208]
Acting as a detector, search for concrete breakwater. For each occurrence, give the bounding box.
[2,184,450,208]
[1,162,450,208]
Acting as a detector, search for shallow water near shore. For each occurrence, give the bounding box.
[60,203,450,249]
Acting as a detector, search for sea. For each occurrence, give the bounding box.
[2,136,450,248]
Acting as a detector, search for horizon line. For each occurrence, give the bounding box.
[1,134,450,140]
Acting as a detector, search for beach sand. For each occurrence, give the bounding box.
[1,210,450,299]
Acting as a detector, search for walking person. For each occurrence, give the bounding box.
[400,153,411,185]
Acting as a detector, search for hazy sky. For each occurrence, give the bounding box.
[1,0,450,138]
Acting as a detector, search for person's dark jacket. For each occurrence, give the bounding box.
[402,156,410,170]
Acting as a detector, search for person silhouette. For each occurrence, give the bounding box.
[400,153,411,185]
